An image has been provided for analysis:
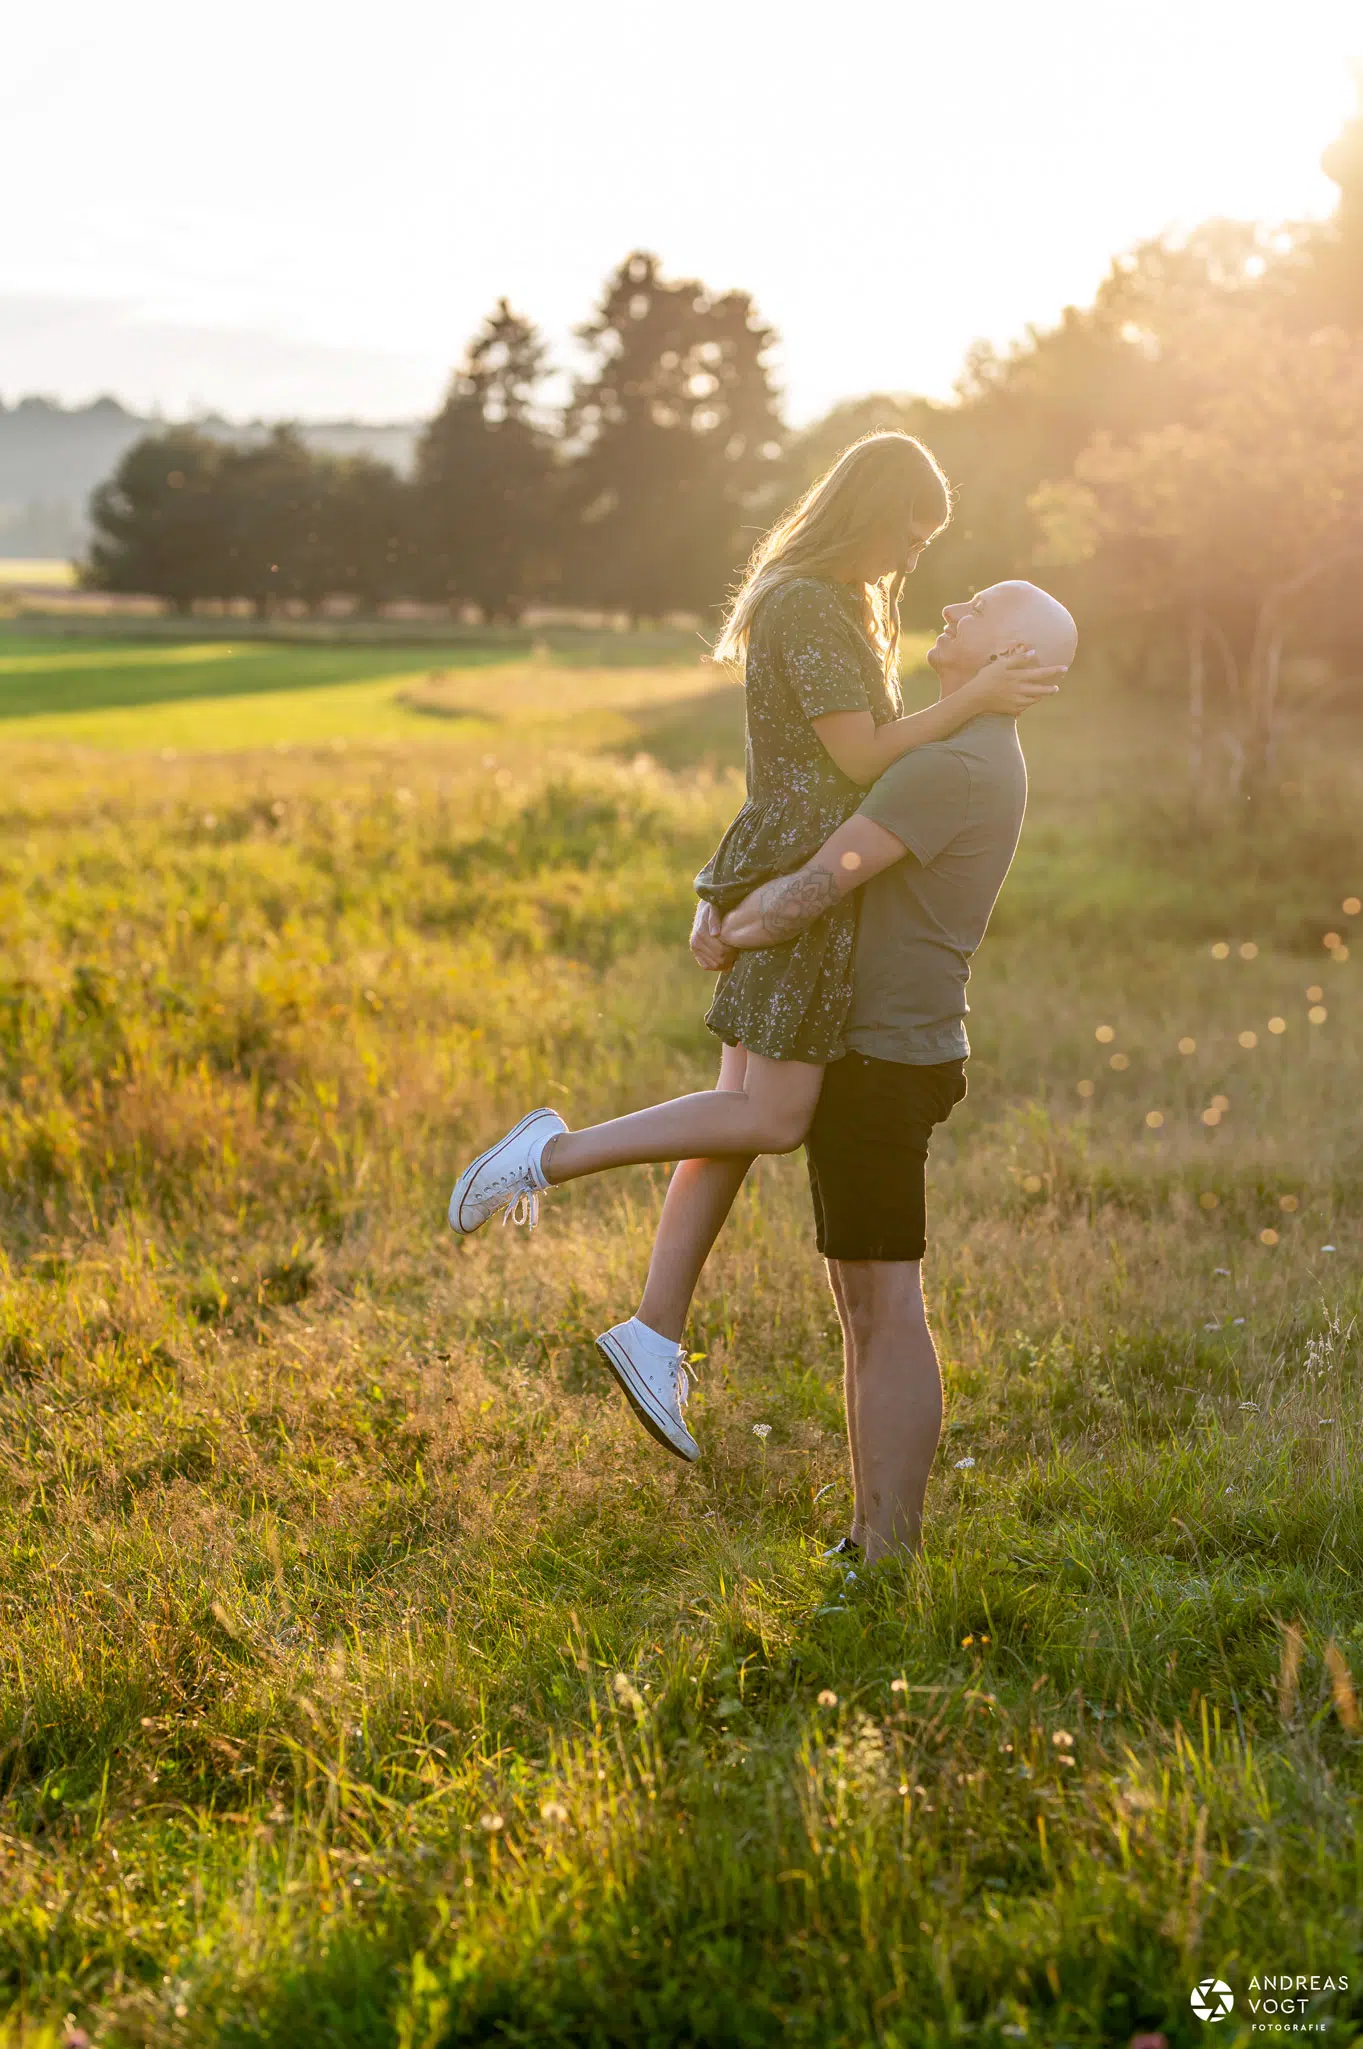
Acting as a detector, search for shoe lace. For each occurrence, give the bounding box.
[501,1189,540,1230]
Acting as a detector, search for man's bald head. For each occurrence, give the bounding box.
[930,580,1078,690]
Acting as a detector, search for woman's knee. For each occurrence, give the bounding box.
[750,1101,815,1154]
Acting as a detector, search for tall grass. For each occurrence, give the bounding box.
[0,652,1360,2045]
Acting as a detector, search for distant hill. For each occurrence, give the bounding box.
[0,397,421,559]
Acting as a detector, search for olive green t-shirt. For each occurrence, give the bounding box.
[846,713,1027,1064]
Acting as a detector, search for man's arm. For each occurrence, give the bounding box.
[718,815,908,951]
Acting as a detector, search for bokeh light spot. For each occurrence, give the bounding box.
[1145,1110,1164,1129]
[1211,942,1230,960]
[1239,942,1258,960]
[839,850,862,871]
[1201,1107,1222,1127]
[1199,1190,1219,1209]
[1109,1052,1129,1071]
[1022,1174,1043,1193]
[1259,1228,1280,1247]
[1238,1031,1258,1049]
[1306,984,1324,1001]
[1076,1079,1095,1099]
[1178,1036,1196,1054]
[1344,898,1361,917]
[1324,931,1342,949]
[1309,1005,1327,1024]
[1211,1094,1229,1111]
[1331,944,1349,962]
[1268,1016,1286,1034]
[1095,1025,1115,1043]
[1279,1195,1299,1213]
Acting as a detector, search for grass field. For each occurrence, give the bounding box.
[0,628,1360,2047]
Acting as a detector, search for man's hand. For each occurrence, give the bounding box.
[718,815,908,951]
[690,898,737,973]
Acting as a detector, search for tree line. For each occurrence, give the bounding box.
[88,89,1362,791]
[87,252,783,625]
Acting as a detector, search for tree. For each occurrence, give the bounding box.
[563,252,785,620]
[214,427,325,617]
[85,428,228,612]
[317,456,417,615]
[416,300,554,622]
[1034,318,1363,799]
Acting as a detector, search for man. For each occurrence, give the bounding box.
[704,580,1078,1562]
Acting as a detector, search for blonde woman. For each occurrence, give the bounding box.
[449,434,1062,1456]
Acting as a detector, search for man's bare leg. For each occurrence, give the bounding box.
[825,1262,867,1548]
[634,1047,755,1344]
[828,1259,943,1562]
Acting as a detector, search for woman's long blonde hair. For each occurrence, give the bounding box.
[715,431,952,681]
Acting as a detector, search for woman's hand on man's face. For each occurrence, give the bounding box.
[691,899,738,973]
[966,644,1066,716]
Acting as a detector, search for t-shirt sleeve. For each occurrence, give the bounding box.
[768,581,876,720]
[858,748,971,866]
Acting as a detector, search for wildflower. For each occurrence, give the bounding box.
[1321,1244,1337,1253]
[891,1678,908,1693]
[817,1689,838,1708]
[897,1782,910,1796]
[1214,1267,1230,1276]
[1052,1730,1074,1748]
[1232,1317,1246,1325]
[954,1456,976,1469]
[612,1672,644,1711]
[478,1812,504,1832]
[962,1634,975,1648]
[539,1800,569,1824]
[751,1422,771,1439]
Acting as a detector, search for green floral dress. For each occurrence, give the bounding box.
[695,577,901,1063]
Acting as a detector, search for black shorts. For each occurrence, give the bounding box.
[805,1053,967,1263]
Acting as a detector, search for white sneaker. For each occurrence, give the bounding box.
[448,1108,567,1237]
[595,1319,700,1462]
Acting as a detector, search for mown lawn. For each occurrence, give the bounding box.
[0,631,1360,2047]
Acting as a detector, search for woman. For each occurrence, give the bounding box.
[449,434,1061,1457]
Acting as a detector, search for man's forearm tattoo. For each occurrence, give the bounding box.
[752,862,842,942]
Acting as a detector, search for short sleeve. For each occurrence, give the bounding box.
[858,749,971,866]
[765,580,876,721]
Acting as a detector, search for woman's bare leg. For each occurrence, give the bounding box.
[635,1046,755,1343]
[540,1051,824,1184]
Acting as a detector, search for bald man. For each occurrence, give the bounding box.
[714,580,1078,1565]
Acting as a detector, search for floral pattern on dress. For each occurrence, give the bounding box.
[695,577,900,1064]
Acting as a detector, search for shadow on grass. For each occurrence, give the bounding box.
[603,684,747,773]
[0,626,707,722]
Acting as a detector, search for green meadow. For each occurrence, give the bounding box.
[0,628,1360,2047]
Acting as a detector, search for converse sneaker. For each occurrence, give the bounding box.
[595,1318,699,1462]
[447,1108,567,1237]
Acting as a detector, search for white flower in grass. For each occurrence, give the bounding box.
[539,1800,569,1825]
[817,1689,838,1708]
[954,1456,976,1470]
[752,1423,771,1439]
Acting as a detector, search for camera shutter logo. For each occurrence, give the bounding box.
[1191,1979,1235,2022]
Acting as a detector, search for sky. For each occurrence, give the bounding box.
[3,0,1358,426]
